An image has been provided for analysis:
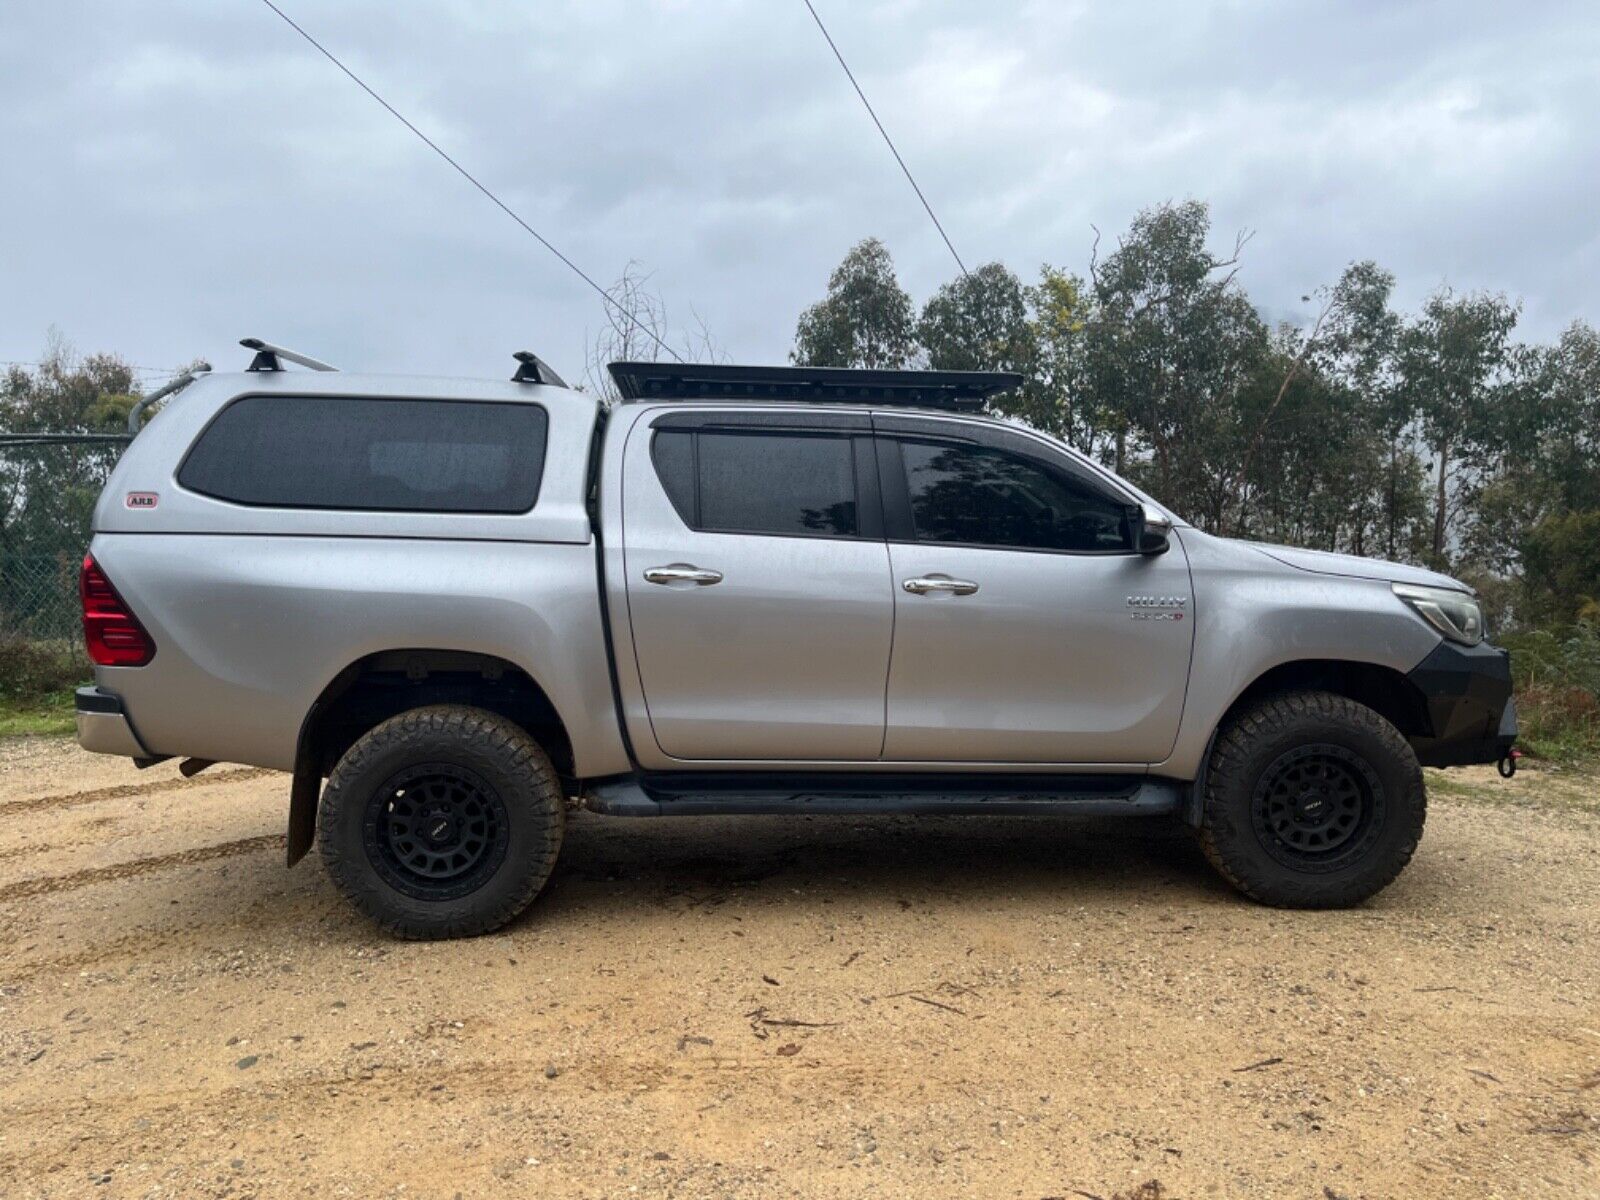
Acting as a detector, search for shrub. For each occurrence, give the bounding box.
[0,636,89,702]
[1500,621,1600,763]
[1522,510,1600,624]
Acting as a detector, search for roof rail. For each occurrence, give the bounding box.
[240,338,339,373]
[606,362,1021,412]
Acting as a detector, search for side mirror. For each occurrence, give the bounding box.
[1132,504,1172,555]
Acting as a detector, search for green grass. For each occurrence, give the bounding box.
[0,636,90,737]
[0,685,83,737]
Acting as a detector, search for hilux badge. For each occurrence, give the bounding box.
[1127,595,1187,621]
[125,491,159,509]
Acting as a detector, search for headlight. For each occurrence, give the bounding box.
[1392,583,1484,645]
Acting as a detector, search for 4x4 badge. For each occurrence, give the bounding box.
[125,491,159,509]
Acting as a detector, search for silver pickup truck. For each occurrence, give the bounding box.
[75,342,1516,938]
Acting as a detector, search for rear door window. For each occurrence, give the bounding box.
[651,428,860,537]
[178,395,547,513]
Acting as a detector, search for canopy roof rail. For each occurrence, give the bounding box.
[240,338,339,373]
[606,362,1021,412]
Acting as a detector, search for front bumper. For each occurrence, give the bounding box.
[75,686,151,758]
[1405,640,1517,768]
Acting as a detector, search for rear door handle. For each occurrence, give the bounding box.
[902,574,979,596]
[643,564,724,586]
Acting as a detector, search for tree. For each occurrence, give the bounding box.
[1394,289,1520,563]
[1470,321,1600,620]
[1522,510,1600,623]
[1019,265,1105,455]
[1228,262,1431,556]
[1084,200,1264,525]
[917,262,1034,375]
[1315,262,1427,561]
[582,262,723,402]
[774,206,1598,637]
[0,336,140,560]
[1532,320,1600,513]
[792,238,916,369]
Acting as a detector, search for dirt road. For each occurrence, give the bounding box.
[1,739,1596,1198]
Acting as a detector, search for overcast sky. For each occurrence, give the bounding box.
[3,1,1596,388]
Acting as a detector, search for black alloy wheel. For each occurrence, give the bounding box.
[1250,743,1384,872]
[364,762,510,901]
[1196,691,1426,908]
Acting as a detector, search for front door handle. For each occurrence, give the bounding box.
[903,574,979,596]
[643,563,724,586]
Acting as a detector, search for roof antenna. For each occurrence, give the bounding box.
[241,338,339,373]
[127,366,211,435]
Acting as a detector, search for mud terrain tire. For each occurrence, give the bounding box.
[319,705,564,939]
[1197,690,1425,908]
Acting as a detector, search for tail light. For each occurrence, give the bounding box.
[80,554,155,666]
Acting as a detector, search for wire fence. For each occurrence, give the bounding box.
[0,552,85,643]
[0,433,119,652]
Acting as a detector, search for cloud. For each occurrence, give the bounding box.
[1,0,1595,380]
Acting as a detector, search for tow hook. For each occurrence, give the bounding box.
[1497,748,1522,779]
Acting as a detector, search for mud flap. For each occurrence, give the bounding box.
[1185,726,1223,827]
[286,760,322,867]
[286,696,328,868]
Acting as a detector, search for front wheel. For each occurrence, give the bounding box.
[318,706,564,939]
[1196,691,1426,908]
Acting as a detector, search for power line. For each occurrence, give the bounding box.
[799,0,969,277]
[254,0,683,363]
[1,360,183,376]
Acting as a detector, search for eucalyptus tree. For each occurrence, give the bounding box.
[1020,265,1109,459]
[1083,200,1265,527]
[792,238,917,369]
[916,261,1034,377]
[1393,289,1521,563]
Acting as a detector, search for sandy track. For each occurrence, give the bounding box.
[0,739,1596,1198]
[0,767,271,818]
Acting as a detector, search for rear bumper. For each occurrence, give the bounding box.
[1405,640,1517,768]
[75,686,151,758]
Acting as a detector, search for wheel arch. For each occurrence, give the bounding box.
[286,648,575,867]
[1181,657,1433,827]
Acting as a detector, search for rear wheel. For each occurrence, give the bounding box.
[1197,691,1425,908]
[318,705,564,939]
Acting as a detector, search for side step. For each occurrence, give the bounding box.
[581,773,1183,818]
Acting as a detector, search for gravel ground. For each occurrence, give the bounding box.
[1,739,1596,1198]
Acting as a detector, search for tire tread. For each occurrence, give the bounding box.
[318,705,563,939]
[1196,690,1426,908]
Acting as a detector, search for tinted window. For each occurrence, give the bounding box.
[179,395,547,513]
[651,428,858,537]
[651,430,697,524]
[901,440,1132,552]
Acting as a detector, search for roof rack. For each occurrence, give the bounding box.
[511,350,568,388]
[607,362,1021,412]
[241,338,338,373]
